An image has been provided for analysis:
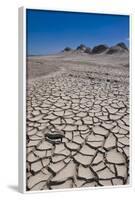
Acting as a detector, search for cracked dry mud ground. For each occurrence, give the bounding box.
[26,55,129,191]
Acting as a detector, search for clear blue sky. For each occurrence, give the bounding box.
[26,9,129,55]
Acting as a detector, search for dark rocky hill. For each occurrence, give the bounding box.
[92,44,109,54]
[107,43,128,54]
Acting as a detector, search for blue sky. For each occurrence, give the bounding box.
[26,9,129,55]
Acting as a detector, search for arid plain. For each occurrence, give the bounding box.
[26,43,129,191]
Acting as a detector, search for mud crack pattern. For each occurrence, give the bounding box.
[26,70,129,191]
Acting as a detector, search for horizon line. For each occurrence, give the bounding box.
[27,41,129,56]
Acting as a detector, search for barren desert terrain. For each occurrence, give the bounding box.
[26,44,129,191]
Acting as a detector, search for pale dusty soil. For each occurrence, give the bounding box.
[26,53,129,191]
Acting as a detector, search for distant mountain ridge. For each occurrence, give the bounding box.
[62,42,128,55]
